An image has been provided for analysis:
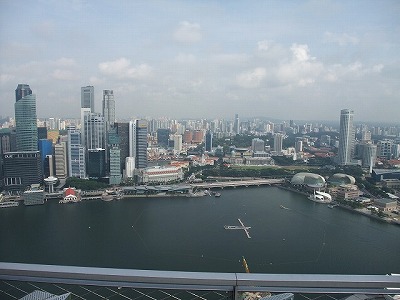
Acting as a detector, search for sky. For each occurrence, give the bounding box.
[0,0,399,123]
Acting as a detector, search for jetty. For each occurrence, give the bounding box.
[224,218,251,239]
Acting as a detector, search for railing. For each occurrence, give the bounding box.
[1,263,399,299]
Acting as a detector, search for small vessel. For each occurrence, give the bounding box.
[280,205,289,210]
[0,201,19,208]
[328,204,338,208]
[308,190,332,203]
[214,192,221,197]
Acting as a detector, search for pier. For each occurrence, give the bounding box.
[224,218,251,239]
[191,178,284,189]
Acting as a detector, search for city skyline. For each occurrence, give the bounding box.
[0,1,399,122]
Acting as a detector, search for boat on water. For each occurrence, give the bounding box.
[0,201,19,208]
[214,192,221,197]
[308,190,332,203]
[328,203,339,208]
[280,205,289,210]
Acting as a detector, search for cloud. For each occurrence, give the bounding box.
[290,44,315,62]
[236,68,266,88]
[98,58,152,79]
[257,40,270,51]
[52,69,79,81]
[173,21,202,43]
[274,44,322,86]
[323,32,359,46]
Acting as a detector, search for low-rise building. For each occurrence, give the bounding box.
[140,166,184,184]
[382,179,400,189]
[373,198,397,212]
[336,184,361,200]
[23,186,45,206]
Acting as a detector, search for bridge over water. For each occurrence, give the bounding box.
[190,178,284,189]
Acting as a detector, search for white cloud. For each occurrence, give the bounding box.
[173,21,202,43]
[257,40,270,51]
[236,68,266,88]
[324,32,359,46]
[274,44,322,86]
[98,58,152,79]
[290,44,315,62]
[52,69,78,81]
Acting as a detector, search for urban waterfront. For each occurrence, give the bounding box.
[1,186,399,275]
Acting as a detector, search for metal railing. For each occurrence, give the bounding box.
[1,262,399,299]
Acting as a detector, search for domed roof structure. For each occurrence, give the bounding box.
[291,172,326,188]
[328,173,356,186]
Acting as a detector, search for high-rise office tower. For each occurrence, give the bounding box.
[102,90,115,130]
[251,138,264,152]
[173,134,182,152]
[233,114,240,134]
[337,109,355,165]
[274,133,284,153]
[81,86,94,112]
[2,151,42,192]
[115,122,130,171]
[157,128,170,148]
[362,143,377,171]
[128,120,148,170]
[67,126,86,178]
[54,141,68,179]
[377,139,393,160]
[83,113,105,150]
[205,131,213,152]
[15,84,38,151]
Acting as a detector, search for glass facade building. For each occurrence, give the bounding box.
[15,84,38,152]
[338,109,355,165]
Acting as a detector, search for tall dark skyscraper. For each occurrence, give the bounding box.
[81,86,94,112]
[338,109,355,166]
[15,84,38,151]
[205,130,213,152]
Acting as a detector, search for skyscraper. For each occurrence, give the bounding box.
[15,84,38,151]
[128,120,148,170]
[83,112,105,150]
[102,90,115,130]
[274,133,284,153]
[337,109,355,165]
[81,86,94,112]
[233,114,240,134]
[67,126,86,178]
[205,130,213,152]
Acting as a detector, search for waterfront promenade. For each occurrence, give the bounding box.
[190,178,284,189]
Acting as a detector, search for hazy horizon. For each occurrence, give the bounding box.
[1,1,399,123]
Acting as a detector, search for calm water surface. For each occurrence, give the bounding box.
[1,187,399,274]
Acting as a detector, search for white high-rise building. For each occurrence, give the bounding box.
[54,142,68,179]
[102,90,115,130]
[337,109,355,165]
[173,134,183,152]
[251,138,265,152]
[67,126,86,178]
[274,133,284,153]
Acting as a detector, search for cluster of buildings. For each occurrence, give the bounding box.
[1,82,399,198]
